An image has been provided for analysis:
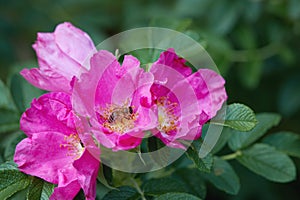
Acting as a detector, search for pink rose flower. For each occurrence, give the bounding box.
[72,50,157,151]
[150,49,227,149]
[20,22,96,93]
[14,92,100,200]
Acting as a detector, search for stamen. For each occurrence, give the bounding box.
[100,100,138,134]
[156,96,179,134]
[60,133,84,159]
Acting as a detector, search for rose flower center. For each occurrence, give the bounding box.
[156,97,179,134]
[60,134,84,159]
[102,103,138,134]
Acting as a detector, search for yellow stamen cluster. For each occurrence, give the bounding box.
[60,134,84,159]
[157,96,179,134]
[101,101,138,134]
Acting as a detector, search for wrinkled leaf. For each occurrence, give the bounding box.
[0,162,30,200]
[262,131,300,158]
[237,143,296,183]
[26,177,55,200]
[102,186,140,200]
[143,177,187,196]
[154,192,202,200]
[186,140,214,173]
[173,168,206,199]
[202,157,240,195]
[212,103,257,131]
[228,113,281,151]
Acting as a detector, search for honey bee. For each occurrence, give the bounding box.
[108,106,134,123]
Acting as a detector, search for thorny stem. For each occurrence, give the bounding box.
[221,150,242,160]
[130,177,146,200]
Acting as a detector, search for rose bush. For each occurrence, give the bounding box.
[0,22,297,200]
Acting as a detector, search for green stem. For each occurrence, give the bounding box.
[144,63,153,72]
[130,177,146,200]
[221,150,242,160]
[229,43,280,62]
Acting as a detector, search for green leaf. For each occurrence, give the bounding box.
[0,162,31,200]
[278,75,300,116]
[97,164,115,190]
[173,168,206,199]
[154,193,202,200]
[9,74,26,112]
[26,177,55,200]
[102,186,140,200]
[129,49,162,67]
[143,177,187,196]
[186,140,214,173]
[147,137,165,152]
[288,0,300,19]
[237,143,296,183]
[4,131,26,160]
[212,103,257,131]
[147,137,171,166]
[9,73,44,113]
[144,168,175,180]
[0,80,16,110]
[0,161,17,170]
[0,108,20,125]
[0,108,20,134]
[228,113,281,151]
[111,170,139,189]
[96,182,111,200]
[211,127,233,154]
[262,131,300,158]
[202,157,240,195]
[74,189,85,200]
[0,123,20,134]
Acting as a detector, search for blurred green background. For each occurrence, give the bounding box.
[1,0,300,199]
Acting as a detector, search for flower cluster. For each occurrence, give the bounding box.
[14,22,227,199]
